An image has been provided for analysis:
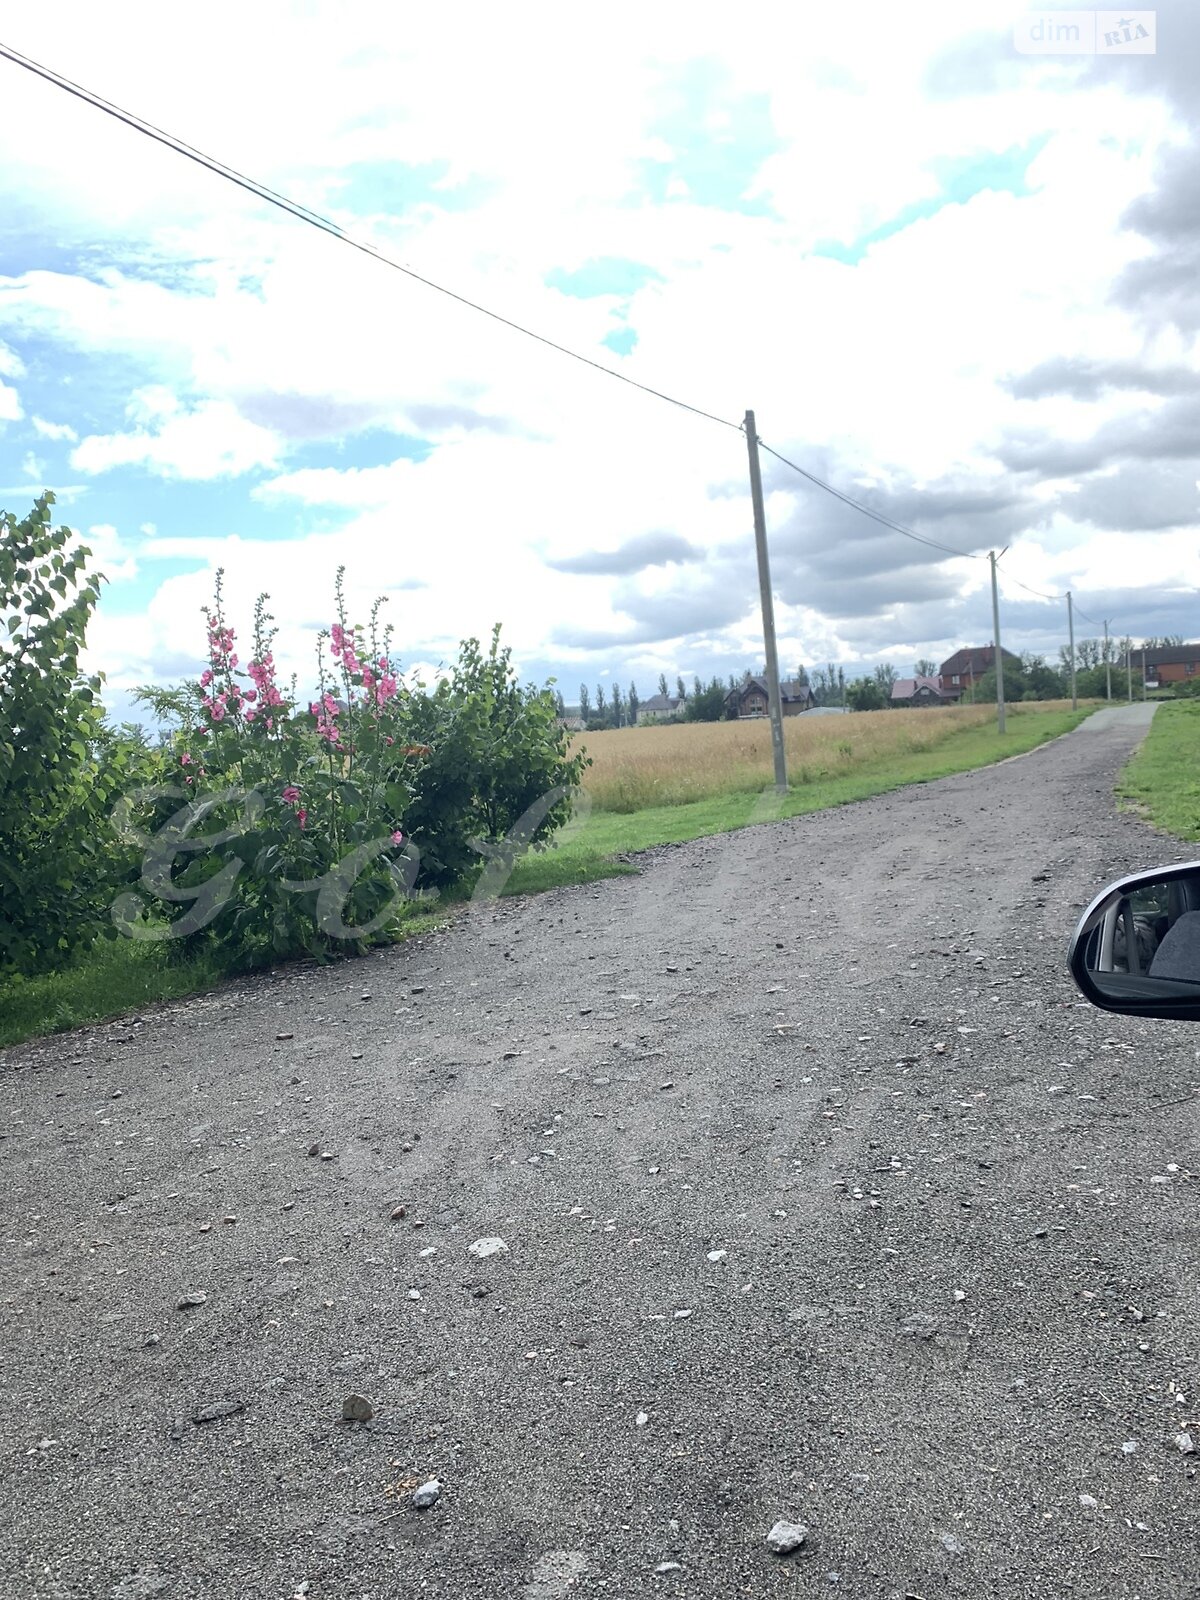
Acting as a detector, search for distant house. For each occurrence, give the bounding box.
[637,692,686,721]
[1139,643,1200,686]
[938,645,1022,701]
[724,676,816,718]
[556,715,586,732]
[890,675,953,708]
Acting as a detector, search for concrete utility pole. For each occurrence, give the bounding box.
[744,410,788,792]
[1127,642,1133,702]
[989,549,1007,735]
[1103,619,1112,701]
[1067,590,1078,711]
[1142,647,1147,701]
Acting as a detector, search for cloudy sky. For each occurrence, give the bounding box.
[0,1,1197,714]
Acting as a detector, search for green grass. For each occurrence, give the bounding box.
[0,941,226,1051]
[506,703,1095,896]
[1117,700,1200,840]
[0,703,1093,1051]
[0,906,445,1052]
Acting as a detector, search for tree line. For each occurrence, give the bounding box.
[564,635,1190,727]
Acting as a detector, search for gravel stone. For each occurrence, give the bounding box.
[193,1400,244,1424]
[411,1478,441,1509]
[766,1519,808,1555]
[468,1236,509,1259]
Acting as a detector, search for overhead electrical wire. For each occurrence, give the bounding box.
[2,36,1107,616]
[0,40,744,436]
[755,440,986,561]
[994,565,1065,603]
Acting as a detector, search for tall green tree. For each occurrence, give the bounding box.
[578,683,590,722]
[914,658,937,677]
[684,677,729,722]
[676,675,686,701]
[595,684,607,721]
[846,676,885,711]
[0,495,142,974]
[657,671,669,698]
[610,683,625,727]
[628,682,640,724]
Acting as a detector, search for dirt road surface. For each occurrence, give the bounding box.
[3,703,1197,1600]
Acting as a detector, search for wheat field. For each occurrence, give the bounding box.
[573,703,1077,812]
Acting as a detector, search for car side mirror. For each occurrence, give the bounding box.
[1069,862,1200,1020]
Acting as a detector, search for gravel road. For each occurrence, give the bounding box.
[3,702,1197,1600]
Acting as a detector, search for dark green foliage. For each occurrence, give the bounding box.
[0,496,152,975]
[399,627,589,889]
[683,678,729,722]
[846,676,886,711]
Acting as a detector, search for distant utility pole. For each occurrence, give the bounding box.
[744,410,788,792]
[1127,642,1133,702]
[1066,590,1078,711]
[989,549,1007,734]
[1142,647,1147,701]
[1103,619,1112,701]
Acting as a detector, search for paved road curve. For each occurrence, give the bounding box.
[3,703,1198,1600]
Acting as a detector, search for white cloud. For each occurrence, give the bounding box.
[0,380,21,423]
[22,452,46,480]
[81,522,139,583]
[31,415,79,442]
[71,390,282,479]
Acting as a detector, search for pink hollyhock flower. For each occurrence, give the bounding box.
[390,830,404,845]
[281,786,301,805]
[242,688,257,702]
[180,752,193,766]
[296,809,308,830]
[199,669,213,688]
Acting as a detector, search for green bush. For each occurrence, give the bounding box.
[0,495,149,975]
[400,626,588,888]
[117,581,587,967]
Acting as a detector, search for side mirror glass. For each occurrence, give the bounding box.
[1069,862,1200,1020]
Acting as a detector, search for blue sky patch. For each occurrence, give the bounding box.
[813,136,1050,264]
[601,327,638,357]
[546,258,663,299]
[635,60,779,215]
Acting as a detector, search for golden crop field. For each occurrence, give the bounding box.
[572,702,1081,812]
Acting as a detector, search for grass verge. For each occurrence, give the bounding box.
[1117,700,1200,841]
[0,907,444,1052]
[1,703,1093,1050]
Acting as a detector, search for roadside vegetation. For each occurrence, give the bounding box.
[0,495,1103,1049]
[1117,700,1200,840]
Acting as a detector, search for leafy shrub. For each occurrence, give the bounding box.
[118,578,587,967]
[0,495,149,975]
[401,626,586,887]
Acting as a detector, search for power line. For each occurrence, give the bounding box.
[994,564,1064,603]
[0,38,1105,600]
[756,439,986,562]
[0,40,743,436]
